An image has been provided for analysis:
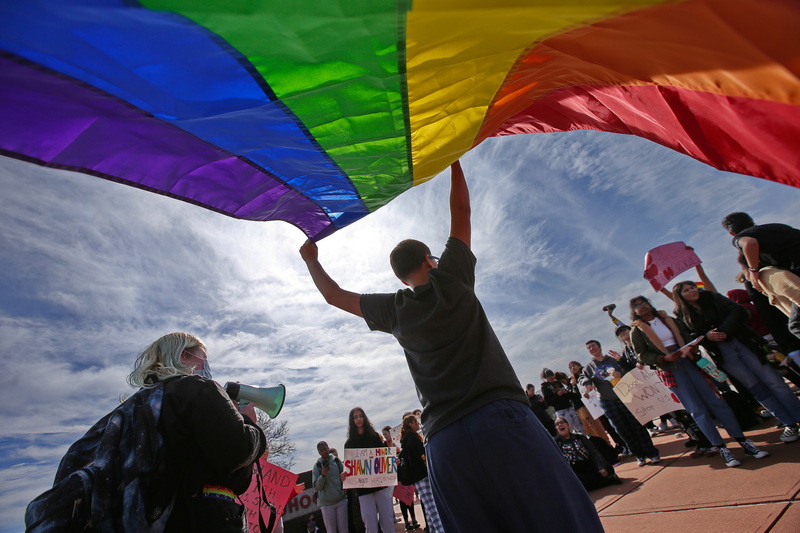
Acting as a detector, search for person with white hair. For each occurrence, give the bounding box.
[129,332,266,532]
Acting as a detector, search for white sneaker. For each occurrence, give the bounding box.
[719,447,741,467]
[657,422,668,433]
[779,425,800,443]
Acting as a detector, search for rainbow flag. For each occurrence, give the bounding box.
[1,0,797,239]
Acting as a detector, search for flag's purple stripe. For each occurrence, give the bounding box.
[0,0,365,224]
[0,53,333,238]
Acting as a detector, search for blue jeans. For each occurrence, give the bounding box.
[425,400,604,532]
[717,337,800,425]
[668,358,743,446]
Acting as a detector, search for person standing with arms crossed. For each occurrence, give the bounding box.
[300,161,603,532]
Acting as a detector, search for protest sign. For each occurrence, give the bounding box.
[613,367,684,424]
[240,458,299,533]
[582,390,605,420]
[643,241,701,292]
[393,484,415,506]
[343,447,397,489]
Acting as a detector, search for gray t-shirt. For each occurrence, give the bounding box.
[361,237,525,438]
[580,356,624,401]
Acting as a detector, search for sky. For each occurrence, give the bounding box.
[1,130,798,531]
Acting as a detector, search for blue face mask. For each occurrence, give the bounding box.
[195,359,213,380]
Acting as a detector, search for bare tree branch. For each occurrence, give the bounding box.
[256,411,297,470]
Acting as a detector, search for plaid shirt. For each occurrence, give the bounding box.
[656,369,677,388]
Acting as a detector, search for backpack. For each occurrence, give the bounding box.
[25,378,179,532]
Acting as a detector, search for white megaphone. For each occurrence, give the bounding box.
[225,382,286,419]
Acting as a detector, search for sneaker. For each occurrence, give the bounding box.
[706,447,720,457]
[779,425,800,443]
[719,447,741,467]
[690,448,707,458]
[649,456,661,464]
[657,422,668,433]
[648,427,659,436]
[637,457,647,467]
[740,440,770,459]
[758,409,772,419]
[619,448,633,458]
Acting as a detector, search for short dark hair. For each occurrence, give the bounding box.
[614,325,631,337]
[722,212,754,235]
[585,339,601,349]
[389,239,431,279]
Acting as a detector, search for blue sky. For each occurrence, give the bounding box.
[1,131,797,531]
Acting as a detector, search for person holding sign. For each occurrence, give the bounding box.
[399,414,442,532]
[300,162,603,532]
[343,408,395,533]
[580,340,660,468]
[672,281,800,445]
[629,296,758,467]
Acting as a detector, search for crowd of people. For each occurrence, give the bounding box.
[524,212,800,489]
[310,408,442,533]
[27,148,799,533]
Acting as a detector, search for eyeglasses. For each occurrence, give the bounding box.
[429,255,440,262]
[183,348,207,360]
[555,421,569,427]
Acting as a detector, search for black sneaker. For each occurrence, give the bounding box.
[740,440,770,459]
[719,446,740,467]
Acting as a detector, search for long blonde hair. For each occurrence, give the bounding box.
[127,332,204,388]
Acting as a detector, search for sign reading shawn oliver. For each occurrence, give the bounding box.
[342,447,398,489]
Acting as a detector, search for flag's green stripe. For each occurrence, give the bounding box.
[140,0,413,212]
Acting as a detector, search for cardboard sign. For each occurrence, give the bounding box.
[342,447,397,489]
[393,483,415,506]
[582,390,605,420]
[643,241,701,292]
[241,458,299,533]
[613,367,684,424]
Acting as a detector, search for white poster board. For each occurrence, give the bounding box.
[613,367,684,424]
[582,390,605,420]
[342,447,397,489]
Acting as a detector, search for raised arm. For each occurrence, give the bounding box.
[695,264,717,293]
[449,161,471,248]
[300,240,363,317]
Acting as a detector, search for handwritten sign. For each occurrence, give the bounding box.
[582,390,605,420]
[393,484,415,506]
[613,367,684,424]
[342,447,397,489]
[240,458,298,533]
[643,241,701,292]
